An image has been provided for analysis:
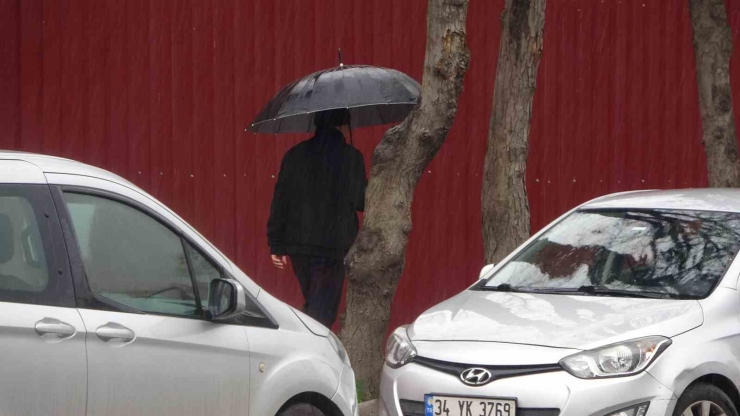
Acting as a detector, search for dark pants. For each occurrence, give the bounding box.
[290,255,345,328]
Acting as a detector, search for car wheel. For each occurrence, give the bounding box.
[673,382,738,416]
[278,403,326,416]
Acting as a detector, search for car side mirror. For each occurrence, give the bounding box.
[207,278,246,322]
[479,263,495,280]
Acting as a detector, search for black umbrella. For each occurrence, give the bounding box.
[248,60,421,134]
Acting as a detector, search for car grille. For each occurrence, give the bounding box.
[400,400,559,416]
[412,356,562,381]
[398,357,563,416]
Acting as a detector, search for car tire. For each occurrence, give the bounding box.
[673,382,738,416]
[278,403,326,416]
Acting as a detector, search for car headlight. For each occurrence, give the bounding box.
[559,336,671,379]
[385,325,417,368]
[328,332,351,367]
[606,402,650,416]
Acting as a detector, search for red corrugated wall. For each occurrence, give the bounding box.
[1,0,738,333]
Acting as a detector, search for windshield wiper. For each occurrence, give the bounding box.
[478,284,693,299]
[483,283,513,292]
[530,285,691,299]
[478,283,533,293]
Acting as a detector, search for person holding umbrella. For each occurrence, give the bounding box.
[250,55,420,328]
[266,109,366,328]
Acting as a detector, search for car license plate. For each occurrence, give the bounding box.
[424,395,516,416]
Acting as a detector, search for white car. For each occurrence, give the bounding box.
[381,190,740,416]
[0,151,356,416]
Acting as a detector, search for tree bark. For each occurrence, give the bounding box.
[689,0,740,187]
[481,0,546,265]
[339,0,470,400]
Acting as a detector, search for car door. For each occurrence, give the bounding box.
[0,182,87,416]
[54,187,250,416]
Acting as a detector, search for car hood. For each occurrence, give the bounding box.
[408,290,703,350]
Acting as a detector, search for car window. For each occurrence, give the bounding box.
[0,195,49,293]
[0,185,56,300]
[184,242,221,309]
[0,185,72,307]
[64,192,199,317]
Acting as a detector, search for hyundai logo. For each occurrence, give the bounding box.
[460,368,493,386]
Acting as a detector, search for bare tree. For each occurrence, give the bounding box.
[689,0,740,187]
[481,0,546,264]
[339,0,470,399]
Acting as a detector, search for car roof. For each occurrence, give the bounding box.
[583,188,740,213]
[0,150,139,190]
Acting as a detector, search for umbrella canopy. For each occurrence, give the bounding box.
[248,65,421,134]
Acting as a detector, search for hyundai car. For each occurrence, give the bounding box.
[382,189,740,416]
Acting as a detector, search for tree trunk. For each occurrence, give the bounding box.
[689,0,740,187]
[481,0,546,264]
[339,0,470,400]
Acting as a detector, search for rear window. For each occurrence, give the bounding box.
[0,184,71,307]
[484,209,740,298]
[0,195,49,292]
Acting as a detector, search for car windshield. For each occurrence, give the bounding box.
[482,209,740,299]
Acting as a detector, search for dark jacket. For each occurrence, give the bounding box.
[267,127,367,259]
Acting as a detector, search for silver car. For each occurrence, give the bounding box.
[0,152,357,416]
[381,190,740,416]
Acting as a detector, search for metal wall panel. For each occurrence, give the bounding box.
[0,0,731,334]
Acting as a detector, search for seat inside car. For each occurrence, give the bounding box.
[0,207,47,292]
[0,213,25,291]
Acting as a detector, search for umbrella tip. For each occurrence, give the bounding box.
[337,48,343,68]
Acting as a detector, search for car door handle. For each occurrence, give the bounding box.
[96,323,136,346]
[35,318,76,342]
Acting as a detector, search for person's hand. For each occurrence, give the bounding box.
[271,254,288,269]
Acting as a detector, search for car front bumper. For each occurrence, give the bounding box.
[379,361,676,416]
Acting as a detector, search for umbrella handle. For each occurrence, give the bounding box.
[348,110,353,146]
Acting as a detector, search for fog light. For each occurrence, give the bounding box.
[607,402,649,416]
